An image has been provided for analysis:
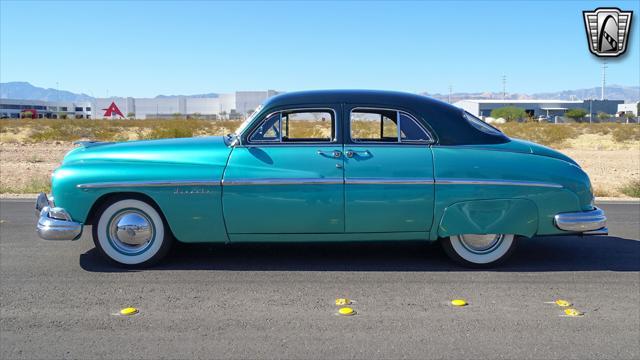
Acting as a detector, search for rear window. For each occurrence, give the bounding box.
[464,111,503,136]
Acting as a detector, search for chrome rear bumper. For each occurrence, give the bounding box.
[35,193,83,240]
[554,207,607,235]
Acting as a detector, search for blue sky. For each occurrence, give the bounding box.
[1,0,638,97]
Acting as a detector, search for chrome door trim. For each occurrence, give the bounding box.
[222,178,344,186]
[349,107,435,144]
[345,178,434,185]
[244,107,338,145]
[435,178,563,188]
[76,180,221,189]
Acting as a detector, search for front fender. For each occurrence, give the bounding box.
[437,198,539,238]
[52,161,228,243]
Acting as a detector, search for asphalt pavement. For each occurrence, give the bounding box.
[1,200,639,359]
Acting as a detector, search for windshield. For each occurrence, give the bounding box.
[233,104,263,136]
[464,111,503,136]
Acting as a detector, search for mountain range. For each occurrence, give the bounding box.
[1,81,638,103]
[422,85,640,103]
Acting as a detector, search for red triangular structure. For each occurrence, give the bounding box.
[103,102,124,118]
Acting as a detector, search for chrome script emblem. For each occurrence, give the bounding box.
[583,7,633,57]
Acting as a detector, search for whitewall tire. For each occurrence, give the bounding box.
[441,234,516,268]
[92,198,172,267]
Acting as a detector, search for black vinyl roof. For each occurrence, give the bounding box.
[261,90,509,145]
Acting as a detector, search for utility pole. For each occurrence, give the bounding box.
[501,75,506,100]
[601,60,607,100]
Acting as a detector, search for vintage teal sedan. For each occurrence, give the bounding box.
[35,90,607,267]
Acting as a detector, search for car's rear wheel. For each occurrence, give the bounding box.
[441,234,516,268]
[92,198,172,267]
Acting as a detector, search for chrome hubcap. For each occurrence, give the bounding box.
[108,210,154,254]
[457,234,504,254]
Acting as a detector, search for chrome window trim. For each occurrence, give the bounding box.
[247,112,282,144]
[245,107,338,145]
[222,178,343,186]
[349,107,434,145]
[77,180,221,189]
[434,178,563,188]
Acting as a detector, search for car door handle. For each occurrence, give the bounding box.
[345,150,370,158]
[317,150,342,158]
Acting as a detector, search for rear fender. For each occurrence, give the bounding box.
[437,198,539,238]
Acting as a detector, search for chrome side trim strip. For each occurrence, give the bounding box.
[222,178,343,186]
[435,178,563,188]
[77,180,221,189]
[345,178,434,185]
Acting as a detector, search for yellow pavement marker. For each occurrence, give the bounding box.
[544,299,573,307]
[563,308,584,317]
[335,298,351,306]
[119,307,139,316]
[338,307,356,316]
[451,299,468,307]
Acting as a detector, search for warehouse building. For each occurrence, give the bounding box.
[1,90,280,120]
[454,99,624,118]
[0,99,92,119]
[618,102,639,116]
[91,90,279,119]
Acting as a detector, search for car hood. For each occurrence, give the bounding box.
[62,136,232,167]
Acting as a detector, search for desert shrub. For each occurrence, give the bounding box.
[565,108,587,121]
[592,186,614,197]
[619,180,640,198]
[0,177,51,194]
[0,118,245,142]
[612,125,640,142]
[496,123,578,147]
[145,126,194,139]
[490,107,527,122]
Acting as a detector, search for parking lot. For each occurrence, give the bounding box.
[1,200,639,359]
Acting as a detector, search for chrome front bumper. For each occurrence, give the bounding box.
[554,207,608,235]
[35,193,83,240]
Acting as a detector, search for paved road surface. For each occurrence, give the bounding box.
[1,200,639,359]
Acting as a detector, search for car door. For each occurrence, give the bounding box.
[222,106,345,235]
[343,106,435,233]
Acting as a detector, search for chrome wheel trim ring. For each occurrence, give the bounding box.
[108,210,155,255]
[456,234,504,254]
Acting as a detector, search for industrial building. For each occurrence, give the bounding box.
[3,92,631,121]
[454,99,624,118]
[90,90,279,119]
[618,102,639,116]
[0,98,92,119]
[1,90,280,120]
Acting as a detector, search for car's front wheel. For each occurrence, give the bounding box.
[441,234,516,268]
[92,198,173,267]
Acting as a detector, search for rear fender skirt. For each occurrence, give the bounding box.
[437,198,539,238]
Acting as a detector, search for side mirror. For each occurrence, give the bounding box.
[227,133,240,147]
